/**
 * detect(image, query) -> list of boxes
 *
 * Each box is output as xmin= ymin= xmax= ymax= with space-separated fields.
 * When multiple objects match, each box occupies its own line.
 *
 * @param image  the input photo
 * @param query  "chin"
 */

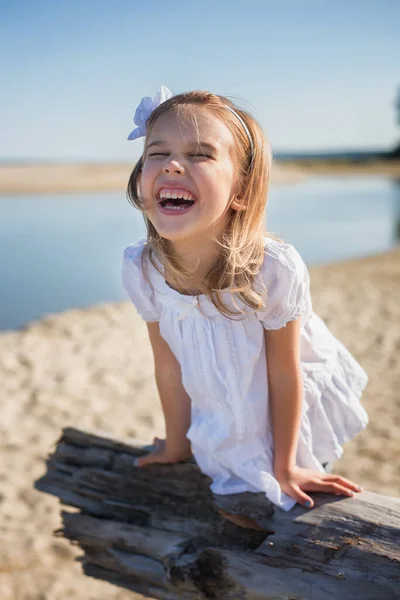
xmin=156 ymin=228 xmax=194 ymax=244
xmin=146 ymin=217 xmax=196 ymax=244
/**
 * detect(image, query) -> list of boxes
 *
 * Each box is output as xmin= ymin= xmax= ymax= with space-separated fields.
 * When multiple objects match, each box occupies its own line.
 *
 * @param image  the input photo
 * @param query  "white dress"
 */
xmin=122 ymin=237 xmax=369 ymax=511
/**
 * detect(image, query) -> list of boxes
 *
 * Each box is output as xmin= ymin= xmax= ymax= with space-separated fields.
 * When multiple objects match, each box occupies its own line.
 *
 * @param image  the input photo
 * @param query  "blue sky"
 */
xmin=1 ymin=0 xmax=399 ymax=161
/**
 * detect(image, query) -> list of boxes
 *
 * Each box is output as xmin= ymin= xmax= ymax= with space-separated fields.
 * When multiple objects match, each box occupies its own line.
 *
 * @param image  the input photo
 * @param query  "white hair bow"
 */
xmin=127 ymin=86 xmax=173 ymax=141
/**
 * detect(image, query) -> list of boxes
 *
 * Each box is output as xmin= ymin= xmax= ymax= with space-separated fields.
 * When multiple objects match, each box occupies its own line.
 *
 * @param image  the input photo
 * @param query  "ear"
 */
xmin=231 ymin=195 xmax=247 ymax=212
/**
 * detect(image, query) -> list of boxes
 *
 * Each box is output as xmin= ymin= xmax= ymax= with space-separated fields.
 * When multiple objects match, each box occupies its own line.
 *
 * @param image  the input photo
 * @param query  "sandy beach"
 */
xmin=1 ymin=159 xmax=400 ymax=195
xmin=0 ymin=243 xmax=399 ymax=599
xmin=0 ymin=162 xmax=304 ymax=194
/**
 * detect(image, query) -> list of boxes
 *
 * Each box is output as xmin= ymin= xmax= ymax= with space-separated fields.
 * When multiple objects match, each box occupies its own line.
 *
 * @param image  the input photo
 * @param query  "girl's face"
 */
xmin=140 ymin=107 xmax=242 ymax=245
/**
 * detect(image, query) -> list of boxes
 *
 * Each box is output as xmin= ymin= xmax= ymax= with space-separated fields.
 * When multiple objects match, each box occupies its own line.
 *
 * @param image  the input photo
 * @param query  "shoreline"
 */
xmin=2 ymin=244 xmax=398 ymax=335
xmin=1 ymin=160 xmax=400 ymax=195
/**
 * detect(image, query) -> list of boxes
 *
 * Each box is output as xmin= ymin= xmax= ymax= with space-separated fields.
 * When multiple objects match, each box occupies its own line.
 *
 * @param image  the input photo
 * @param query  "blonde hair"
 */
xmin=126 ymin=90 xmax=272 ymax=317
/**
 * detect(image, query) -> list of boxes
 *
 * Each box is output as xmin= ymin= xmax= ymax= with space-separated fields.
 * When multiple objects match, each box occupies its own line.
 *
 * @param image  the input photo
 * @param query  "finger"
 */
xmin=288 ymin=484 xmax=314 ymax=509
xmin=135 ymin=452 xmax=164 ymax=468
xmin=322 ymin=475 xmax=363 ymax=492
xmin=302 ymin=475 xmax=361 ymax=494
xmin=318 ymin=481 xmax=355 ymax=497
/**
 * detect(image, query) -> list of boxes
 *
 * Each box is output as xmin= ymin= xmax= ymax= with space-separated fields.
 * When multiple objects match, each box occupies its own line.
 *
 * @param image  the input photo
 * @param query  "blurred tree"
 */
xmin=391 ymin=86 xmax=400 ymax=157
xmin=397 ymin=86 xmax=400 ymax=127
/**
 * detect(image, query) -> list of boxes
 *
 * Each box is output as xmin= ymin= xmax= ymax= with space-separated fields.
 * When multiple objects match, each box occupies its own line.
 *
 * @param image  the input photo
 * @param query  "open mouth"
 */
xmin=157 ymin=188 xmax=196 ymax=214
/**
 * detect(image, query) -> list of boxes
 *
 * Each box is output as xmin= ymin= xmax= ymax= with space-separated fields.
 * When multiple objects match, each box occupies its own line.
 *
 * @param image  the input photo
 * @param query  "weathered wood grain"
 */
xmin=35 ymin=427 xmax=400 ymax=599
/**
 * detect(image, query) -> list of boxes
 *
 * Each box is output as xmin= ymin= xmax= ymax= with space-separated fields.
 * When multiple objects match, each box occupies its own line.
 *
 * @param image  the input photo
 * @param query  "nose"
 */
xmin=163 ymin=158 xmax=184 ymax=175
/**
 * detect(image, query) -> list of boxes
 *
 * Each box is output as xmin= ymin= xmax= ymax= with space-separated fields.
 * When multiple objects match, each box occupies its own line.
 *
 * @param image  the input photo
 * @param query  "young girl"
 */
xmin=122 ymin=86 xmax=369 ymax=511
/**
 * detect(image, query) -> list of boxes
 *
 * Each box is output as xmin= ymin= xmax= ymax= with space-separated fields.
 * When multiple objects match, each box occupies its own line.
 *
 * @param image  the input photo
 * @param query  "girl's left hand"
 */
xmin=275 ymin=465 xmax=363 ymax=509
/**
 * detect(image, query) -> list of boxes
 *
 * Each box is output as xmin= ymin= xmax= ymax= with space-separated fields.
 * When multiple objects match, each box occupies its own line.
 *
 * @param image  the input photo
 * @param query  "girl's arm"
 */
xmin=265 ymin=318 xmax=303 ymax=476
xmin=265 ymin=319 xmax=362 ymax=508
xmin=136 ymin=321 xmax=192 ymax=467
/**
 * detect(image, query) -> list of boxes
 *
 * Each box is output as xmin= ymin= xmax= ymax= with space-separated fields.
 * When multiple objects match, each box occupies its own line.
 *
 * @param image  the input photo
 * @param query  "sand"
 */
xmin=2 ymin=159 xmax=400 ymax=196
xmin=1 ymin=247 xmax=399 ymax=599
xmin=0 ymin=162 xmax=306 ymax=195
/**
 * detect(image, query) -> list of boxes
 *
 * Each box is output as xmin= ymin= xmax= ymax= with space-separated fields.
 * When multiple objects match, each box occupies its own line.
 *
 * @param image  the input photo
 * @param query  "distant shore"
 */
xmin=1 ymin=159 xmax=400 ymax=195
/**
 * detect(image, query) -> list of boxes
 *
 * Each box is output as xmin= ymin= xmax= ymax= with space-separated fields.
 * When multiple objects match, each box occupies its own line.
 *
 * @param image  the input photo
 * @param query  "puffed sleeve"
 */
xmin=256 ymin=240 xmax=312 ymax=330
xmin=121 ymin=238 xmax=160 ymax=322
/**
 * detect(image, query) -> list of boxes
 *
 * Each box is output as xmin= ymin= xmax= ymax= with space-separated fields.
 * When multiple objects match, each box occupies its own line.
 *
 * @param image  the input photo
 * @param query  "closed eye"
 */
xmin=189 ymin=154 xmax=213 ymax=159
xmin=147 ymin=152 xmax=213 ymax=159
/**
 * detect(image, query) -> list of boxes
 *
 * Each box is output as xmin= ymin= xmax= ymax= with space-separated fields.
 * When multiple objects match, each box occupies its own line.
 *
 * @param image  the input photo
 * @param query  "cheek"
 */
xmin=213 ymin=164 xmax=236 ymax=199
xmin=140 ymin=162 xmax=157 ymax=192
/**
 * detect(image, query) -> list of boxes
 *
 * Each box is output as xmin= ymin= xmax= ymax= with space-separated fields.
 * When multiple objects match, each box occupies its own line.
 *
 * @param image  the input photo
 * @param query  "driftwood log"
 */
xmin=35 ymin=427 xmax=400 ymax=600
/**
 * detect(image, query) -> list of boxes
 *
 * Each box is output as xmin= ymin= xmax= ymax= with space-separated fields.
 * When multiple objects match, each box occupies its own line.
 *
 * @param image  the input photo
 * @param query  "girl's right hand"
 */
xmin=275 ymin=465 xmax=363 ymax=508
xmin=134 ymin=437 xmax=192 ymax=467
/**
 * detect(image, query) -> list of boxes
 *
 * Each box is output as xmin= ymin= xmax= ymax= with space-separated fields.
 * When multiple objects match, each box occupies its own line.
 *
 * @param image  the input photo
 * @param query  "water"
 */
xmin=0 ymin=177 xmax=399 ymax=331
xmin=268 ymin=177 xmax=400 ymax=263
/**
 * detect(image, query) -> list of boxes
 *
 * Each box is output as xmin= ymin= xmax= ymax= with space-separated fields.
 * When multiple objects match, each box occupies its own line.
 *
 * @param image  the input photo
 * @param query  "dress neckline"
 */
xmin=150 ymin=252 xmax=231 ymax=302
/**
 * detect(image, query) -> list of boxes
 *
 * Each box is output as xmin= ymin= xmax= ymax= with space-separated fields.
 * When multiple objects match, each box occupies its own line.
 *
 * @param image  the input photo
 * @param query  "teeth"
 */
xmin=163 ymin=204 xmax=190 ymax=211
xmin=158 ymin=188 xmax=195 ymax=201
